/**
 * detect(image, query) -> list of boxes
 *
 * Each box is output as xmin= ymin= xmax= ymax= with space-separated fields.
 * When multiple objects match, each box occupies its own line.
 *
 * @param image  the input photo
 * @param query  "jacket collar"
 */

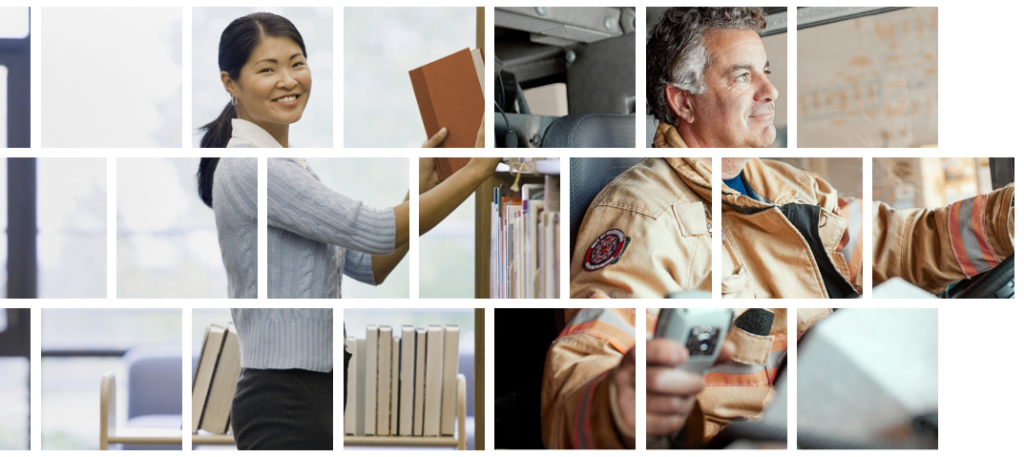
xmin=664 ymin=158 xmax=712 ymax=203
xmin=231 ymin=118 xmax=285 ymax=148
xmin=724 ymin=158 xmax=839 ymax=212
xmin=652 ymin=122 xmax=687 ymax=148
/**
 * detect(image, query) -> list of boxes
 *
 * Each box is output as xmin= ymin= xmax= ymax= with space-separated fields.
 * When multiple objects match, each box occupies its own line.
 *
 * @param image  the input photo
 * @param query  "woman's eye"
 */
xmin=293 ymin=62 xmax=305 ymax=68
xmin=259 ymin=68 xmax=272 ymax=74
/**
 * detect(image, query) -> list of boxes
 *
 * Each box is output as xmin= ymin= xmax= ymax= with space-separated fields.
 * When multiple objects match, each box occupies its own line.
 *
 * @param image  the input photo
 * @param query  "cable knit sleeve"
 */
xmin=343 ymin=248 xmax=376 ymax=285
xmin=268 ymin=158 xmax=397 ymax=256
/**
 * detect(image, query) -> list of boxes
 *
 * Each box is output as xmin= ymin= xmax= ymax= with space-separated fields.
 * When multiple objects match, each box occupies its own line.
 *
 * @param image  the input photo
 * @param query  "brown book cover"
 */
xmin=434 ymin=157 xmax=471 ymax=182
xmin=410 ymin=48 xmax=484 ymax=148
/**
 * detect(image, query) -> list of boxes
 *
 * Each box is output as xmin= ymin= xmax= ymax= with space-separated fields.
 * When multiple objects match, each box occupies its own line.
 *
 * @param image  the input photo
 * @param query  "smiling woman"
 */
xmin=199 ymin=12 xmax=311 ymax=148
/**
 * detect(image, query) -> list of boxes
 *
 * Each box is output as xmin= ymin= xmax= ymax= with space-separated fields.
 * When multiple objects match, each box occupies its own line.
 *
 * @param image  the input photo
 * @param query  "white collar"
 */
xmin=291 ymin=157 xmax=310 ymax=170
xmin=229 ymin=118 xmax=285 ymax=148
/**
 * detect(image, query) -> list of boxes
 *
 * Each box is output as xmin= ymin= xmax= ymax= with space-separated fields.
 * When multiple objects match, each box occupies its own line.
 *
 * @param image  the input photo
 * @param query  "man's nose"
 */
xmin=757 ymin=73 xmax=779 ymax=102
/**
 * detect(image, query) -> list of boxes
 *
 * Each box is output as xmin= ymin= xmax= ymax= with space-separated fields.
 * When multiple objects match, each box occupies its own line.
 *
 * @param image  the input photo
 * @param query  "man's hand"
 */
xmin=419 ymin=158 xmax=440 ymax=194
xmin=646 ymin=337 xmax=736 ymax=438
xmin=613 ymin=347 xmax=637 ymax=434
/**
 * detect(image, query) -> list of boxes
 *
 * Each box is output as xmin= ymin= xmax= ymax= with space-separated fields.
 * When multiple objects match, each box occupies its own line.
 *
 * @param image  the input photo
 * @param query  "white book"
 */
xmin=191 ymin=325 xmax=226 ymax=434
xmin=355 ymin=337 xmax=367 ymax=436
xmin=377 ymin=326 xmax=392 ymax=435
xmin=543 ymin=212 xmax=557 ymax=299
xmin=345 ymin=337 xmax=358 ymax=435
xmin=399 ymin=326 xmax=416 ymax=435
xmin=440 ymin=325 xmax=461 ymax=436
xmin=390 ymin=336 xmax=399 ymax=435
xmin=364 ymin=325 xmax=378 ymax=436
xmin=423 ymin=325 xmax=444 ymax=436
xmin=201 ymin=324 xmax=242 ymax=434
xmin=413 ymin=327 xmax=427 ymax=436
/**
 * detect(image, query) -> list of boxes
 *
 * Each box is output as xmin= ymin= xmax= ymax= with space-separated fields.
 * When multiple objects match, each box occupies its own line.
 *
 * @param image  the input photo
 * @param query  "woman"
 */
xmin=200 ymin=12 xmax=310 ymax=148
xmin=200 ymin=12 xmax=484 ymax=148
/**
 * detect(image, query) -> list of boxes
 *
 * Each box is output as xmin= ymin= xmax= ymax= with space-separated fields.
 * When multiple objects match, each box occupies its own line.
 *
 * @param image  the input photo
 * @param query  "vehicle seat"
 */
xmin=645 ymin=115 xmax=657 ymax=148
xmin=541 ymin=113 xmax=635 ymax=148
xmin=569 ymin=157 xmax=644 ymax=258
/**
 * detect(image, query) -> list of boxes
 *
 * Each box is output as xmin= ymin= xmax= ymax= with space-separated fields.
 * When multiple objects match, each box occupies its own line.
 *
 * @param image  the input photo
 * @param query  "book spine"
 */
xmin=345 ymin=337 xmax=358 ymax=435
xmin=356 ymin=337 xmax=367 ymax=436
xmin=377 ymin=327 xmax=392 ymax=435
xmin=390 ymin=337 xmax=400 ymax=435
xmin=409 ymin=68 xmax=440 ymax=144
xmin=364 ymin=326 xmax=378 ymax=436
xmin=399 ymin=326 xmax=415 ymax=435
xmin=440 ymin=325 xmax=460 ymax=436
xmin=424 ymin=325 xmax=444 ymax=436
xmin=413 ymin=329 xmax=427 ymax=436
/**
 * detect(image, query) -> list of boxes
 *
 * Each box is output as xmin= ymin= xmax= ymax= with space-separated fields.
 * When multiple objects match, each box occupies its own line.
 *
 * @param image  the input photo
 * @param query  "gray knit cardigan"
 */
xmin=212 ymin=158 xmax=397 ymax=299
xmin=230 ymin=308 xmax=333 ymax=372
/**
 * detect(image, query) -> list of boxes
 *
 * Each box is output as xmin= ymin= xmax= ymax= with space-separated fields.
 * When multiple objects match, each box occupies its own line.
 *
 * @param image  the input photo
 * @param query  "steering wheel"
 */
xmin=953 ymin=253 xmax=1014 ymax=298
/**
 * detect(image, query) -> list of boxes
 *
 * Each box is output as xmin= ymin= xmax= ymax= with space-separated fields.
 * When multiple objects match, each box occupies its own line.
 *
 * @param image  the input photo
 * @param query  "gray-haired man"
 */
xmin=647 ymin=7 xmax=778 ymax=148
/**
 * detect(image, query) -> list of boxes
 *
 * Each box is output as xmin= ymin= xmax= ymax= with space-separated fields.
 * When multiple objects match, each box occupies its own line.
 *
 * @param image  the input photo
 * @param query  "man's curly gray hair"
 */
xmin=647 ymin=7 xmax=767 ymax=125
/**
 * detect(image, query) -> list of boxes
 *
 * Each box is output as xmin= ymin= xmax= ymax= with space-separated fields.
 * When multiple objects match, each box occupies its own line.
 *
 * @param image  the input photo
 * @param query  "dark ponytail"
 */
xmin=197 ymin=158 xmax=221 ymax=208
xmin=199 ymin=12 xmax=308 ymax=148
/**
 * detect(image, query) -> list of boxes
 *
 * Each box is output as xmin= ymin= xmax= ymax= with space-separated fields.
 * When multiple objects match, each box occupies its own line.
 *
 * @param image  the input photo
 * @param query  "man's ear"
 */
xmin=221 ymin=71 xmax=235 ymax=98
xmin=665 ymin=85 xmax=696 ymax=125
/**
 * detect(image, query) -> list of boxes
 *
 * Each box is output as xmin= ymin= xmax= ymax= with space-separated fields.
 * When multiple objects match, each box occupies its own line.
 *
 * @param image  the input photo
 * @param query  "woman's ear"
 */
xmin=221 ymin=71 xmax=235 ymax=97
xmin=666 ymin=85 xmax=696 ymax=125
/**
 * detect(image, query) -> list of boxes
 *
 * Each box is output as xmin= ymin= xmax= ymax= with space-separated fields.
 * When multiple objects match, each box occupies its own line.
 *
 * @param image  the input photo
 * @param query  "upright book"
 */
xmin=191 ymin=324 xmax=226 ymax=434
xmin=390 ymin=337 xmax=400 ymax=435
xmin=377 ymin=327 xmax=393 ymax=435
xmin=200 ymin=323 xmax=242 ymax=434
xmin=399 ymin=326 xmax=416 ymax=435
xmin=440 ymin=325 xmax=461 ymax=436
xmin=413 ymin=327 xmax=428 ymax=436
xmin=355 ymin=337 xmax=367 ymax=436
xmin=410 ymin=48 xmax=485 ymax=148
xmin=364 ymin=325 xmax=378 ymax=436
xmin=345 ymin=337 xmax=358 ymax=436
xmin=423 ymin=325 xmax=445 ymax=436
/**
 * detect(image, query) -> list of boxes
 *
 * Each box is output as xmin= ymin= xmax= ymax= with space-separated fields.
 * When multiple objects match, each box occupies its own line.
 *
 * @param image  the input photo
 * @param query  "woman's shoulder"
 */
xmin=226 ymin=138 xmax=259 ymax=148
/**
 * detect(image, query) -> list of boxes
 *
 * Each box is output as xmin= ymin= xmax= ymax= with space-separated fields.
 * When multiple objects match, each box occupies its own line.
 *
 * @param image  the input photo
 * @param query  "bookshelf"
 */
xmin=473 ymin=159 xmax=561 ymax=298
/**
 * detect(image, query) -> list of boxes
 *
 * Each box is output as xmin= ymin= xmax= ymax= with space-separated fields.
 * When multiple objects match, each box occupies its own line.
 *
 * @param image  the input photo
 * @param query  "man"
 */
xmin=540 ymin=308 xmax=824 ymax=449
xmin=648 ymin=7 xmax=778 ymax=148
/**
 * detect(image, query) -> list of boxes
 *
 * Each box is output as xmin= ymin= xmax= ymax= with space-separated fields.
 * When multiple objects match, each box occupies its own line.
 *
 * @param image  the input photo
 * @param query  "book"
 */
xmin=399 ymin=326 xmax=416 ymax=435
xmin=191 ymin=324 xmax=226 ymax=434
xmin=356 ymin=337 xmax=367 ymax=436
xmin=345 ymin=337 xmax=358 ymax=435
xmin=434 ymin=158 xmax=472 ymax=182
xmin=413 ymin=327 xmax=427 ymax=436
xmin=377 ymin=326 xmax=392 ymax=435
xmin=200 ymin=323 xmax=242 ymax=434
xmin=390 ymin=336 xmax=400 ymax=435
xmin=410 ymin=48 xmax=485 ymax=148
xmin=364 ymin=325 xmax=378 ymax=436
xmin=440 ymin=325 xmax=461 ymax=436
xmin=423 ymin=325 xmax=444 ymax=436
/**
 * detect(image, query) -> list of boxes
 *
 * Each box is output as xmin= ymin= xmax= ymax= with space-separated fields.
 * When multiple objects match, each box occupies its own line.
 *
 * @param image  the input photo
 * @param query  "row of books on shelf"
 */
xmin=491 ymin=174 xmax=560 ymax=298
xmin=192 ymin=324 xmax=241 ymax=435
xmin=344 ymin=325 xmax=461 ymax=437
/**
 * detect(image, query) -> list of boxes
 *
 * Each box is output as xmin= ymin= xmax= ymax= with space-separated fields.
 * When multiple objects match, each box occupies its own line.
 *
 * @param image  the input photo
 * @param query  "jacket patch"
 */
xmin=584 ymin=229 xmax=630 ymax=271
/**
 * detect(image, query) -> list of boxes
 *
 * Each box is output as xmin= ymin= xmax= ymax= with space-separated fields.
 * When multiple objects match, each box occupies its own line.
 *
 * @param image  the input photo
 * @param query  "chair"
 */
xmin=541 ymin=113 xmax=636 ymax=148
xmin=121 ymin=345 xmax=181 ymax=450
xmin=568 ymin=157 xmax=644 ymax=256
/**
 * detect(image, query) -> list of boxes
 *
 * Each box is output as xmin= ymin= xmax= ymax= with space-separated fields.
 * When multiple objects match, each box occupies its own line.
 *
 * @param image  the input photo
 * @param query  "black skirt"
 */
xmin=231 ymin=368 xmax=333 ymax=450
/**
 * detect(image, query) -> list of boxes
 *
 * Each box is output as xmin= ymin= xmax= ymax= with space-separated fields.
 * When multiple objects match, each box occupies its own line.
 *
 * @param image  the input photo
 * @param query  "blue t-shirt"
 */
xmin=724 ymin=173 xmax=753 ymax=198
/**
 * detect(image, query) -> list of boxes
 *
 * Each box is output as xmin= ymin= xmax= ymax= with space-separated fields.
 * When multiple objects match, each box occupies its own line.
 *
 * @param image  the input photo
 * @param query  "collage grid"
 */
xmin=0 ymin=1 xmax=1016 ymax=455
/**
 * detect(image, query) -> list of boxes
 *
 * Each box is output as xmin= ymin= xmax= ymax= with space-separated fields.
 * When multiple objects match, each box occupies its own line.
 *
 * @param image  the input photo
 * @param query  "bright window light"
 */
xmin=0 ymin=8 xmax=29 ymax=39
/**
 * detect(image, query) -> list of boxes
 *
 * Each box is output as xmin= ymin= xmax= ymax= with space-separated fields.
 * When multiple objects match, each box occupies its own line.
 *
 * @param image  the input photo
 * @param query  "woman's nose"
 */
xmin=278 ymin=71 xmax=298 ymax=89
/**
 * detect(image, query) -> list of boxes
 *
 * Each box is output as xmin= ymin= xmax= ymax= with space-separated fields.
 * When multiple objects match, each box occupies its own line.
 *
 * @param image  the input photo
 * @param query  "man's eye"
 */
xmin=765 ymin=70 xmax=772 ymax=75
xmin=736 ymin=73 xmax=750 ymax=83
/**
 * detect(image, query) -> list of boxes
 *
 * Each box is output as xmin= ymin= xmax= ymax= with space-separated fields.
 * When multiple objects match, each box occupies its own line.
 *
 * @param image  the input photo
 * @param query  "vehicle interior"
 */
xmin=493 ymin=7 xmax=636 ymax=148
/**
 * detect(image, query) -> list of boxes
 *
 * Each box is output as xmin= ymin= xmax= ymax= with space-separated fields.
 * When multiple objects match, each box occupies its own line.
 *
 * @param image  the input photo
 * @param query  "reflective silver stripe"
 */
xmin=704 ymin=350 xmax=787 ymax=375
xmin=568 ymin=308 xmax=635 ymax=338
xmin=956 ymin=196 xmax=997 ymax=273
